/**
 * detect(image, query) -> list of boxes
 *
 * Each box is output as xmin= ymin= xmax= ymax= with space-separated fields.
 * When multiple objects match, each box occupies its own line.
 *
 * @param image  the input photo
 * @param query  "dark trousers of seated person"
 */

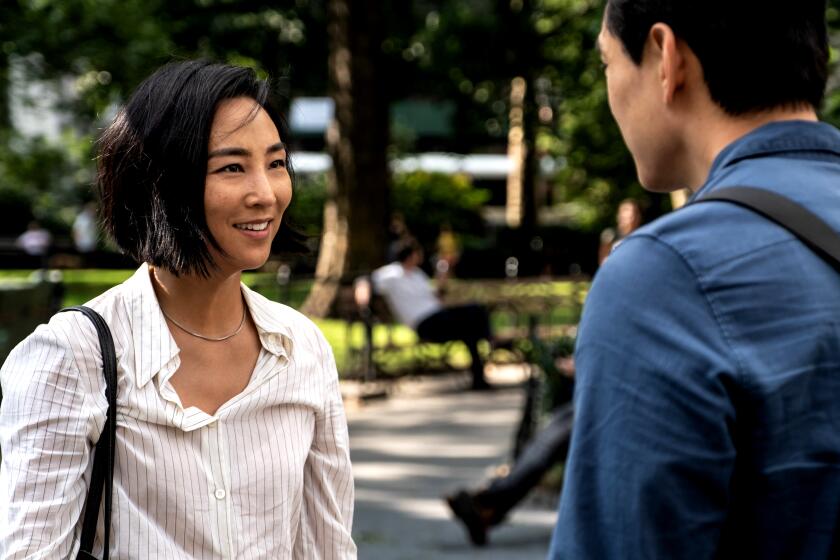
xmin=416 ymin=304 xmax=491 ymax=388
xmin=476 ymin=402 xmax=574 ymax=522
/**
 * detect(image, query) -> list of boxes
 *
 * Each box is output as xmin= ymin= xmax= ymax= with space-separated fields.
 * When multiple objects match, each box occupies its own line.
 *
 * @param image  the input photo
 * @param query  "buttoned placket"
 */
xmin=148 ymin=321 xmax=291 ymax=558
xmin=206 ymin=418 xmax=236 ymax=558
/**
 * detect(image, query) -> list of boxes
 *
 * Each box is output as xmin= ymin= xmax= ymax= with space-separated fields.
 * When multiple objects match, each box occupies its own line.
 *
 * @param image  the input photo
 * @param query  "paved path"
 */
xmin=344 ymin=366 xmax=557 ymax=560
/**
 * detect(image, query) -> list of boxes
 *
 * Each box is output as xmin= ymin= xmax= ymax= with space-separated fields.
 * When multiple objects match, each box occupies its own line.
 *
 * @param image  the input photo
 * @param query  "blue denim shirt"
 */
xmin=549 ymin=121 xmax=840 ymax=559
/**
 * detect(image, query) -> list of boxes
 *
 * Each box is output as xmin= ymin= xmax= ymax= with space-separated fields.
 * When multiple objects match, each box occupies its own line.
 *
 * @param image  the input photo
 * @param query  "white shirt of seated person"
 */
xmin=372 ymin=254 xmax=442 ymax=329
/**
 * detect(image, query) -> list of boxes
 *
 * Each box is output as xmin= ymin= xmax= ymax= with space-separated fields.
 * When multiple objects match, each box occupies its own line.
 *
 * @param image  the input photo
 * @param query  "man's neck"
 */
xmin=684 ymin=106 xmax=818 ymax=191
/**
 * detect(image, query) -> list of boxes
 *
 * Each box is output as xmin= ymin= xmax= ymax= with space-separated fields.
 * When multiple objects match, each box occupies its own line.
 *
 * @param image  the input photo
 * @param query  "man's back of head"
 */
xmin=605 ymin=0 xmax=828 ymax=116
xmin=600 ymin=0 xmax=829 ymax=191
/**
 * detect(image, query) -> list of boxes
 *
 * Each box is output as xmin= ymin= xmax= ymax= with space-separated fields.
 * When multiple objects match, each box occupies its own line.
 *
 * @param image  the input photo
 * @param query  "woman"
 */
xmin=0 ymin=60 xmax=356 ymax=558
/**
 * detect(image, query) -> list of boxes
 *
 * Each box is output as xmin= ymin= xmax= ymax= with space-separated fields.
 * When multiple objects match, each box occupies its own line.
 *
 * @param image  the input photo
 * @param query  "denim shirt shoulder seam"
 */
xmin=634 ymin=232 xmax=749 ymax=386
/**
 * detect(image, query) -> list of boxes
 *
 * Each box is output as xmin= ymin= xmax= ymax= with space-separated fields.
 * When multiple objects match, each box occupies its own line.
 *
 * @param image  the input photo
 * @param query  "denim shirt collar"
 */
xmin=693 ymin=120 xmax=840 ymax=199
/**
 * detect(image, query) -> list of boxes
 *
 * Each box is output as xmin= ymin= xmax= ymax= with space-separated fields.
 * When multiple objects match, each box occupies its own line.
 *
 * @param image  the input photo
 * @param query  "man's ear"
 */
xmin=649 ymin=23 xmax=686 ymax=105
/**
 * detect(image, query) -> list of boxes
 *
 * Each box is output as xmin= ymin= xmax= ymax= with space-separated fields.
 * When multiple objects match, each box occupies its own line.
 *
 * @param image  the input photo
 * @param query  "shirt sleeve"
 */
xmin=0 ymin=325 xmax=102 ymax=559
xmin=294 ymin=337 xmax=356 ymax=559
xmin=549 ymin=235 xmax=739 ymax=560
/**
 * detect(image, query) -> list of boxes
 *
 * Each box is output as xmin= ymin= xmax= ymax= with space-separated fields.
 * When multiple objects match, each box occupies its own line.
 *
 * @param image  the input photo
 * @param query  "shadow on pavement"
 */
xmin=346 ymin=369 xmax=556 ymax=559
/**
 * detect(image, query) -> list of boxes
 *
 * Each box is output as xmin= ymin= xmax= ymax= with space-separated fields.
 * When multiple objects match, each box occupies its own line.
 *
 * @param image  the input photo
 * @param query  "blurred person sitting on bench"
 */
xmin=372 ymin=238 xmax=492 ymax=390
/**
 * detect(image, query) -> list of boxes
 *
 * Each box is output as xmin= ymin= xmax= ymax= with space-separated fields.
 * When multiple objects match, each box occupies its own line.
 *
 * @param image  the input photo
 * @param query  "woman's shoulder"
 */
xmin=1 ymin=313 xmax=103 ymax=402
xmin=245 ymin=286 xmax=307 ymax=321
xmin=3 ymin=275 xmax=135 ymax=381
xmin=243 ymin=288 xmax=331 ymax=353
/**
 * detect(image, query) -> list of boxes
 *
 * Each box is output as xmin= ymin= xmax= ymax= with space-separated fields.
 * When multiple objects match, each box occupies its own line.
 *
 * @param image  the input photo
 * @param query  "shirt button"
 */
xmin=214 ymin=488 xmax=226 ymax=500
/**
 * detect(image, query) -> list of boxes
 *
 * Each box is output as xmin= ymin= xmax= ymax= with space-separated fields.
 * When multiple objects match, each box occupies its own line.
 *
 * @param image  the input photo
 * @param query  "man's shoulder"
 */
xmin=598 ymin=175 xmax=840 ymax=330
xmin=609 ymin=206 xmax=714 ymax=276
xmin=372 ymin=262 xmax=401 ymax=281
xmin=626 ymin=192 xmax=806 ymax=277
xmin=592 ymin=199 xmax=781 ymax=310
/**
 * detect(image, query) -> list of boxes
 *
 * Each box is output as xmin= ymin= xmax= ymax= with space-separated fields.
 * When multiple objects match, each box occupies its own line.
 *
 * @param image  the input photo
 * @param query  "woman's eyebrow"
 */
xmin=208 ymin=142 xmax=285 ymax=159
xmin=208 ymin=147 xmax=250 ymax=159
xmin=266 ymin=142 xmax=286 ymax=154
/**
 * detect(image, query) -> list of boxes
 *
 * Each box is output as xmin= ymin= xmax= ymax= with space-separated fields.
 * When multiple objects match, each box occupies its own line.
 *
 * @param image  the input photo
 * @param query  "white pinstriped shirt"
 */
xmin=0 ymin=264 xmax=356 ymax=559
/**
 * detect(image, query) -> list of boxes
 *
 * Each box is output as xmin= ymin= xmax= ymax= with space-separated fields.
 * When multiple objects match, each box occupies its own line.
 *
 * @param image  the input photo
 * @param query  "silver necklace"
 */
xmin=160 ymin=302 xmax=247 ymax=342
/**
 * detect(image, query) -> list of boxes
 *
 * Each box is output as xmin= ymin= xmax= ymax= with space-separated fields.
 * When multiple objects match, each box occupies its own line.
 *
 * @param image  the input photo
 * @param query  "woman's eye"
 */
xmin=269 ymin=158 xmax=287 ymax=169
xmin=217 ymin=163 xmax=244 ymax=173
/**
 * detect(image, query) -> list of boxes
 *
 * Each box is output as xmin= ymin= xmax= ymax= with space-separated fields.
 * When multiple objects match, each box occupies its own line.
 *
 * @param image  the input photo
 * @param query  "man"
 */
xmin=372 ymin=238 xmax=492 ymax=389
xmin=550 ymin=2 xmax=840 ymax=559
xmin=447 ymin=401 xmax=574 ymax=546
xmin=16 ymin=221 xmax=52 ymax=269
xmin=72 ymin=202 xmax=99 ymax=254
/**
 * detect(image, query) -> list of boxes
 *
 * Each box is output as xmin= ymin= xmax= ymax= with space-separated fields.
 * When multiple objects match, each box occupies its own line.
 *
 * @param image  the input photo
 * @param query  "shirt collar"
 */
xmin=126 ymin=264 xmax=179 ymax=389
xmin=127 ymin=264 xmax=294 ymax=389
xmin=240 ymin=285 xmax=295 ymax=359
xmin=694 ymin=120 xmax=840 ymax=199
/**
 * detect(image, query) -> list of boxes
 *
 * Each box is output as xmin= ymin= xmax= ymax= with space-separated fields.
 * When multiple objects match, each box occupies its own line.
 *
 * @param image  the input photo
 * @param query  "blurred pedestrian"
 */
xmin=16 ymin=220 xmax=51 ymax=257
xmin=385 ymin=211 xmax=411 ymax=263
xmin=0 ymin=60 xmax=356 ymax=558
xmin=16 ymin=220 xmax=52 ymax=268
xmin=72 ymin=202 xmax=99 ymax=254
xmin=446 ymin=402 xmax=573 ymax=546
xmin=433 ymin=222 xmax=461 ymax=283
xmin=597 ymin=198 xmax=642 ymax=265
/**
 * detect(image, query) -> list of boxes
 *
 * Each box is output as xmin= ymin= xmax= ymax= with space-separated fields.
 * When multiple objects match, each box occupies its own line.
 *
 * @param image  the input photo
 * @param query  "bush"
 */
xmin=391 ymin=171 xmax=489 ymax=246
xmin=285 ymin=170 xmax=490 ymax=249
xmin=286 ymin=172 xmax=327 ymax=236
xmin=0 ymin=131 xmax=95 ymax=236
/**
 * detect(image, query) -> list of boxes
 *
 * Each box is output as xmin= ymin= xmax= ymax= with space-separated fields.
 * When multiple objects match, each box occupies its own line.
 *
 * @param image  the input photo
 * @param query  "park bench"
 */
xmin=340 ymin=276 xmax=589 ymax=380
xmin=338 ymin=283 xmax=470 ymax=380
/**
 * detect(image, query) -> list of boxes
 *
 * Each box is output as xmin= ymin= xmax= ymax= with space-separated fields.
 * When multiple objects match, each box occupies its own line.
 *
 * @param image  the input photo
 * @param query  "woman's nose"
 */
xmin=246 ymin=170 xmax=277 ymax=206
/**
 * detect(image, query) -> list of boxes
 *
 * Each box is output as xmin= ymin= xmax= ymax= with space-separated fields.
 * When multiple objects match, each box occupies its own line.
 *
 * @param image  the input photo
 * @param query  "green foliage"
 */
xmin=3 ymin=0 xmax=327 ymax=122
xmin=399 ymin=0 xmax=645 ymax=231
xmin=284 ymin=170 xmax=490 ymax=249
xmin=0 ymin=130 xmax=94 ymax=235
xmin=287 ymin=172 xmax=328 ymax=236
xmin=7 ymin=0 xmax=840 ymax=245
xmin=391 ymin=171 xmax=490 ymax=245
xmin=821 ymin=3 xmax=840 ymax=128
xmin=0 ymin=0 xmax=328 ymax=238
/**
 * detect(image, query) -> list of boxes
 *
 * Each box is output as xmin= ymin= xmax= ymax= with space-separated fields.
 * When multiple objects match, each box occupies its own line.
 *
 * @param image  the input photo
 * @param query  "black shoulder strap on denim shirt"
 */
xmin=696 ymin=186 xmax=840 ymax=271
xmin=58 ymin=305 xmax=117 ymax=560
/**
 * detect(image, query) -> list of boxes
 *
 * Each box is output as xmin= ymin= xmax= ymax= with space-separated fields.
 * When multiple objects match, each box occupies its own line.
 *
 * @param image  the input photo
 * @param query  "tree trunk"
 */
xmin=503 ymin=0 xmax=539 ymax=236
xmin=0 ymin=59 xmax=10 ymax=130
xmin=302 ymin=0 xmax=390 ymax=317
xmin=520 ymin=71 xmax=539 ymax=235
xmin=505 ymin=76 xmax=527 ymax=229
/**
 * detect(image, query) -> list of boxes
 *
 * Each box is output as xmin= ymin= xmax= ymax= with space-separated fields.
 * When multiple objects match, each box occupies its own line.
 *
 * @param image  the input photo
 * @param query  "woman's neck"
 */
xmin=149 ymin=265 xmax=246 ymax=336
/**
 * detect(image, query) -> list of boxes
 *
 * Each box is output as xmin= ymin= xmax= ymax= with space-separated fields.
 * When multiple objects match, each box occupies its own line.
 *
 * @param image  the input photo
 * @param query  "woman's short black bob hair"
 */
xmin=97 ymin=59 xmax=303 ymax=277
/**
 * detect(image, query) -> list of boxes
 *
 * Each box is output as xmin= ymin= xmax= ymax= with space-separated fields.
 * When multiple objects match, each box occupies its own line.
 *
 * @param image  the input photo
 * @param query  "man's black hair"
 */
xmin=605 ymin=0 xmax=829 ymax=115
xmin=97 ymin=59 xmax=304 ymax=277
xmin=395 ymin=238 xmax=423 ymax=264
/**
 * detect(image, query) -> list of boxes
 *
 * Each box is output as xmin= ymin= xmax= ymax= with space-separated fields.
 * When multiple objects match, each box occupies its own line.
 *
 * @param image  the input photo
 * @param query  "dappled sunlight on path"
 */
xmin=346 ymin=367 xmax=556 ymax=559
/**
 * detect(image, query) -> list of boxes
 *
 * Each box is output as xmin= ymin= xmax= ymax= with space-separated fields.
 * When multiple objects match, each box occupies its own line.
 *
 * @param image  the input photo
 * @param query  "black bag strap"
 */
xmin=696 ymin=186 xmax=840 ymax=270
xmin=58 ymin=306 xmax=117 ymax=560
